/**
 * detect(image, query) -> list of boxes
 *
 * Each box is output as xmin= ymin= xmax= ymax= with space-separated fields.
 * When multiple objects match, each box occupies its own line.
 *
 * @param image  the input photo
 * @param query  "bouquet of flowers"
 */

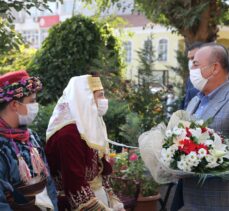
xmin=161 ymin=119 xmax=229 ymax=174
xmin=138 ymin=110 xmax=229 ymax=184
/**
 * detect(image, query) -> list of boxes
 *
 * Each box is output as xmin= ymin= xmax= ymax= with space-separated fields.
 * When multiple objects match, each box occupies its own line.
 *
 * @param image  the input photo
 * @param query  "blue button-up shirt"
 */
xmin=194 ymin=82 xmax=226 ymax=118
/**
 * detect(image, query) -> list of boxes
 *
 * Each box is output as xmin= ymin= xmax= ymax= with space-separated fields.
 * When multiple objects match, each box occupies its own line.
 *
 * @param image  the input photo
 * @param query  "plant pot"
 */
xmin=134 ymin=193 xmax=161 ymax=211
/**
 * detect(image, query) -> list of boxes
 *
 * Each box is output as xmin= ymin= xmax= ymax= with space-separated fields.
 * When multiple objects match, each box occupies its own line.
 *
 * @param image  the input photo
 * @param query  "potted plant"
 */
xmin=110 ymin=150 xmax=160 ymax=211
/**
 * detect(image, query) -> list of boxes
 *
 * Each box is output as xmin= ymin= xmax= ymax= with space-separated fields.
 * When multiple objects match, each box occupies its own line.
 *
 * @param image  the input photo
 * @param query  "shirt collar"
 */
xmin=197 ymin=80 xmax=229 ymax=100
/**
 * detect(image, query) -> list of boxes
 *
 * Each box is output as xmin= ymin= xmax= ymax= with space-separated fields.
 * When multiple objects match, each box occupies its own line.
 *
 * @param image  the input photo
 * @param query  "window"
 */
xmin=21 ymin=30 xmax=39 ymax=48
xmin=158 ymin=39 xmax=168 ymax=61
xmin=123 ymin=41 xmax=132 ymax=63
xmin=41 ymin=30 xmax=49 ymax=43
xmin=144 ymin=39 xmax=153 ymax=63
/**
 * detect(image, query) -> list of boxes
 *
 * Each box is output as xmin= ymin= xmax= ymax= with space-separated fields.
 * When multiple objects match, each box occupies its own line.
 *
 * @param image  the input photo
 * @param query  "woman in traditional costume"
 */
xmin=45 ymin=75 xmax=124 ymax=211
xmin=0 ymin=70 xmax=57 ymax=210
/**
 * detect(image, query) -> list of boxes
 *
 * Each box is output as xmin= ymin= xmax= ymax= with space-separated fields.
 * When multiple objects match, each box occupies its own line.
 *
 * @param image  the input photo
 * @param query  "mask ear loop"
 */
xmin=208 ymin=63 xmax=217 ymax=79
xmin=15 ymin=101 xmax=26 ymax=117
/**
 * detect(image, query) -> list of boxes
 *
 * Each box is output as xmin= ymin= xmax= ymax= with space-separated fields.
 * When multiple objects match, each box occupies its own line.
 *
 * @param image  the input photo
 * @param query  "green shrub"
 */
xmin=0 ymin=46 xmax=35 ymax=74
xmin=111 ymin=150 xmax=159 ymax=197
xmin=119 ymin=112 xmax=143 ymax=146
xmin=127 ymin=86 xmax=166 ymax=131
xmin=104 ymin=98 xmax=132 ymax=150
xmin=28 ymin=15 xmax=124 ymax=105
xmin=30 ymin=103 xmax=56 ymax=146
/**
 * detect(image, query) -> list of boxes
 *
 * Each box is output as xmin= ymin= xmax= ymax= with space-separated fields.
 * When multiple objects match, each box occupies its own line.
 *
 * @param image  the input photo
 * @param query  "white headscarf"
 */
xmin=46 ymin=75 xmax=109 ymax=156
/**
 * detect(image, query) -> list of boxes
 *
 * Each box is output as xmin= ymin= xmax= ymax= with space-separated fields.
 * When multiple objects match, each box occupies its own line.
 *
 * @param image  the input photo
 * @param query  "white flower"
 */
xmin=189 ymin=128 xmax=202 ymax=139
xmin=165 ymin=129 xmax=172 ymax=137
xmin=177 ymin=160 xmax=186 ymax=170
xmin=183 ymin=165 xmax=192 ymax=172
xmin=161 ymin=148 xmax=173 ymax=162
xmin=218 ymin=157 xmax=224 ymax=164
xmin=198 ymin=148 xmax=207 ymax=158
xmin=169 ymin=144 xmax=178 ymax=154
xmin=173 ymin=127 xmax=184 ymax=136
xmin=204 ymin=139 xmax=214 ymax=146
xmin=208 ymin=128 xmax=215 ymax=134
xmin=205 ymin=155 xmax=219 ymax=168
xmin=198 ymin=132 xmax=210 ymax=144
xmin=195 ymin=119 xmax=204 ymax=126
xmin=205 ymin=154 xmax=217 ymax=163
xmin=213 ymin=133 xmax=227 ymax=151
xmin=161 ymin=158 xmax=170 ymax=167
xmin=185 ymin=152 xmax=200 ymax=168
xmin=173 ymin=128 xmax=186 ymax=146
xmin=210 ymin=149 xmax=226 ymax=158
xmin=179 ymin=120 xmax=190 ymax=128
xmin=186 ymin=152 xmax=198 ymax=162
xmin=192 ymin=159 xmax=200 ymax=167
xmin=205 ymin=134 xmax=228 ymax=158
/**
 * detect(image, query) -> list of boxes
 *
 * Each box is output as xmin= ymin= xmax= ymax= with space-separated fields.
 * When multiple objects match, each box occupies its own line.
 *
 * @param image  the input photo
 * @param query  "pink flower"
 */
xmin=129 ymin=153 xmax=138 ymax=161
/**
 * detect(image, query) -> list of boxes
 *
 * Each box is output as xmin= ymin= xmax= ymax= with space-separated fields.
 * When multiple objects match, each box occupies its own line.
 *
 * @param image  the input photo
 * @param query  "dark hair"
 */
xmin=90 ymin=71 xmax=100 ymax=77
xmin=0 ymin=102 xmax=10 ymax=112
xmin=204 ymin=44 xmax=229 ymax=73
xmin=0 ymin=97 xmax=24 ymax=112
xmin=188 ymin=41 xmax=205 ymax=51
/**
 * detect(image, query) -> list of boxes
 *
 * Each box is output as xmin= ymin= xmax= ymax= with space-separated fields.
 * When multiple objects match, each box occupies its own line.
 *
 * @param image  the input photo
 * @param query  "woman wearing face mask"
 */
xmin=0 ymin=70 xmax=58 ymax=211
xmin=45 ymin=74 xmax=124 ymax=211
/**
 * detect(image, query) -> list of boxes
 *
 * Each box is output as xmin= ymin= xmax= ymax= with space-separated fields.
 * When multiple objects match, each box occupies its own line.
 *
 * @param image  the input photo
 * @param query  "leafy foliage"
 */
xmin=0 ymin=18 xmax=23 ymax=54
xmin=119 ymin=112 xmax=142 ymax=147
xmin=0 ymin=46 xmax=36 ymax=74
xmin=83 ymin=0 xmax=229 ymax=44
xmin=0 ymin=0 xmax=61 ymax=54
xmin=126 ymin=36 xmax=166 ymax=131
xmin=128 ymin=87 xmax=166 ymax=131
xmin=30 ymin=103 xmax=56 ymax=145
xmin=137 ymin=35 xmax=156 ymax=85
xmin=104 ymin=98 xmax=132 ymax=149
xmin=28 ymin=15 xmax=124 ymax=104
xmin=111 ymin=151 xmax=159 ymax=196
xmin=0 ymin=0 xmax=60 ymax=21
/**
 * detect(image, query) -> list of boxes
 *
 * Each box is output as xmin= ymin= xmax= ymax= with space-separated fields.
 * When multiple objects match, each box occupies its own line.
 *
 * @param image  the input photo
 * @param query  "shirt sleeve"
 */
xmin=0 ymin=154 xmax=13 ymax=211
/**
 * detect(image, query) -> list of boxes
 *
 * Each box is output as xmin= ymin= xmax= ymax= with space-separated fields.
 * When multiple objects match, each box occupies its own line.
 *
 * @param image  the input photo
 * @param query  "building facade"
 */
xmin=12 ymin=0 xmax=229 ymax=85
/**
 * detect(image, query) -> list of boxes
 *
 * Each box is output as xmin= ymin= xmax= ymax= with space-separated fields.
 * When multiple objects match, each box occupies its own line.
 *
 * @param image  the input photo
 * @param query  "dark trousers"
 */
xmin=171 ymin=179 xmax=184 ymax=211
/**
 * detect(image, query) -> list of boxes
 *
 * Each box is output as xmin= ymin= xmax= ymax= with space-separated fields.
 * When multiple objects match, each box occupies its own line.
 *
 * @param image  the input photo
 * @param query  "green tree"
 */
xmin=83 ymin=0 xmax=229 ymax=45
xmin=28 ymin=15 xmax=124 ymax=104
xmin=0 ymin=46 xmax=36 ymax=74
xmin=0 ymin=0 xmax=61 ymax=54
xmin=137 ymin=35 xmax=156 ymax=85
xmin=127 ymin=36 xmax=166 ymax=131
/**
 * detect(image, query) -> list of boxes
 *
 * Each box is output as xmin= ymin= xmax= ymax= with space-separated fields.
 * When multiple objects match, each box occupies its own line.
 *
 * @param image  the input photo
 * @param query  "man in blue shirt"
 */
xmin=181 ymin=42 xmax=204 ymax=109
xmin=172 ymin=42 xmax=204 ymax=211
xmin=172 ymin=43 xmax=229 ymax=211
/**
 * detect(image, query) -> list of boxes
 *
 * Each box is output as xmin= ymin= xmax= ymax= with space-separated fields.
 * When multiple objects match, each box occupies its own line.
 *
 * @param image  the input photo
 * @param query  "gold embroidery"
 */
xmin=88 ymin=75 xmax=103 ymax=92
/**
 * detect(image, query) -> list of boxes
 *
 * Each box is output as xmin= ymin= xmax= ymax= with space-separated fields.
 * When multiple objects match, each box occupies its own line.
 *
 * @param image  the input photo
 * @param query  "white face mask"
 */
xmin=18 ymin=102 xmax=39 ymax=125
xmin=188 ymin=60 xmax=193 ymax=71
xmin=189 ymin=68 xmax=208 ymax=91
xmin=97 ymin=99 xmax=108 ymax=116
